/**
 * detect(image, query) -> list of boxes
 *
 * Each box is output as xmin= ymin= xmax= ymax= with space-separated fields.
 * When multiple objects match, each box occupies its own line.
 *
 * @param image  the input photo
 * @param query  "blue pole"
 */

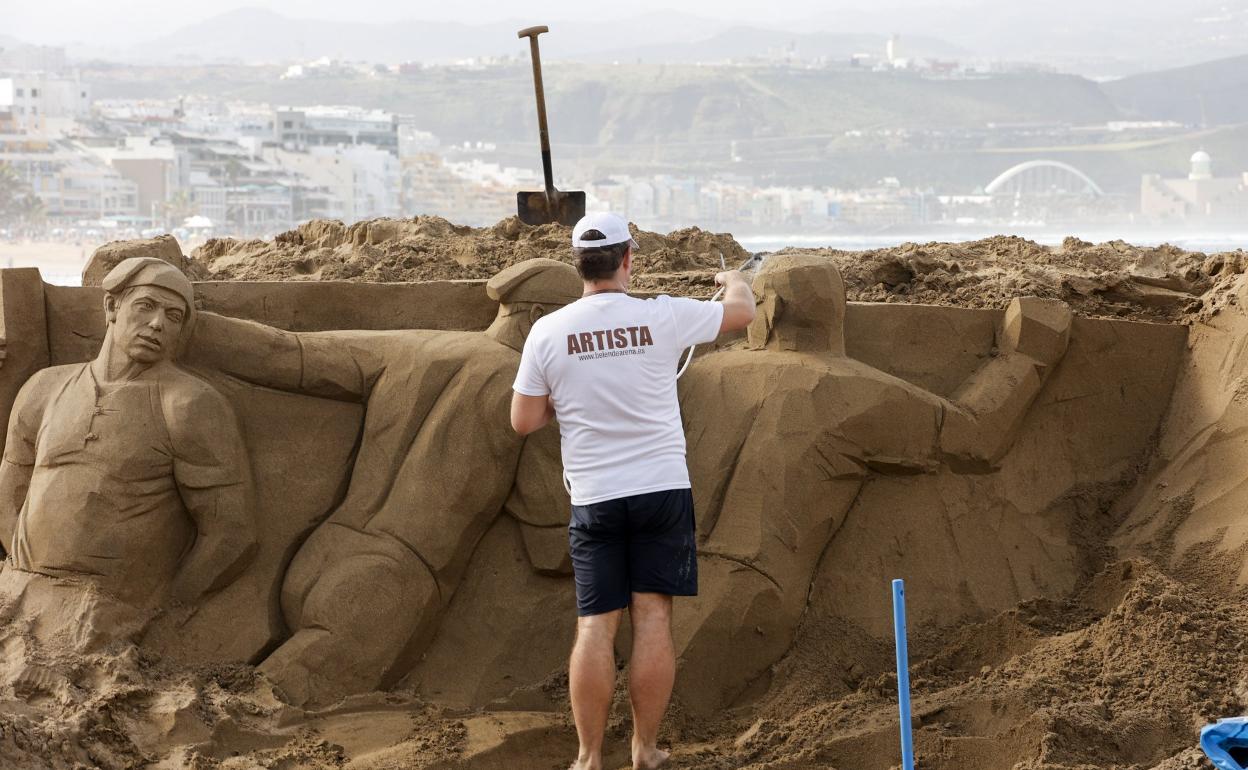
xmin=893 ymin=579 xmax=915 ymax=770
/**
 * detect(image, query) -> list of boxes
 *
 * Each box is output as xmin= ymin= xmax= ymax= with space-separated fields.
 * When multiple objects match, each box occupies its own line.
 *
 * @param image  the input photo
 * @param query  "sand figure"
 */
xmin=187 ymin=258 xmax=582 ymax=706
xmin=674 ymin=254 xmax=1073 ymax=713
xmin=0 ymin=257 xmax=254 ymax=609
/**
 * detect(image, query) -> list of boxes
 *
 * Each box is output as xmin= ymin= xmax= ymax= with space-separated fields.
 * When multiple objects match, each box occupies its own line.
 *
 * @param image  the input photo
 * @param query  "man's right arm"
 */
xmin=511 ymin=332 xmax=552 ymax=436
xmin=939 ymin=297 xmax=1073 ymax=470
xmin=0 ymin=373 xmax=48 ymax=554
xmin=715 ymin=270 xmax=755 ymax=333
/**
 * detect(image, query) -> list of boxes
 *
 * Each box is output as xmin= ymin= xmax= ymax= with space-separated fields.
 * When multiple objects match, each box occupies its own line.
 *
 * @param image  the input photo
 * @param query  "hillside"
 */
xmin=88 ymin=63 xmax=1121 ymax=148
xmin=1105 ymin=53 xmax=1248 ymax=125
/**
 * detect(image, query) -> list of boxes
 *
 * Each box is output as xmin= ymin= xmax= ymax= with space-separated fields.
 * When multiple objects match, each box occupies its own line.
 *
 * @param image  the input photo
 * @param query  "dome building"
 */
xmin=1189 ymin=150 xmax=1213 ymax=181
xmin=1141 ymin=150 xmax=1248 ymax=222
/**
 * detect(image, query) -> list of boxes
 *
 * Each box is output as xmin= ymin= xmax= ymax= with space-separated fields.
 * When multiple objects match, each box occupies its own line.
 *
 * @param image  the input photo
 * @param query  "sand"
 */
xmin=193 ymin=217 xmax=1244 ymax=323
xmin=5 ymin=217 xmax=1248 ymax=769
xmin=191 ymin=216 xmax=750 ymax=297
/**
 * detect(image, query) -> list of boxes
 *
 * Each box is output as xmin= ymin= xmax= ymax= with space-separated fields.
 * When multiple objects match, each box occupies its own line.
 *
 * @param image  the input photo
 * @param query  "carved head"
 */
xmin=486 ymin=258 xmax=581 ymax=350
xmin=746 ymin=254 xmax=847 ymax=355
xmin=101 ymin=257 xmax=196 ymax=364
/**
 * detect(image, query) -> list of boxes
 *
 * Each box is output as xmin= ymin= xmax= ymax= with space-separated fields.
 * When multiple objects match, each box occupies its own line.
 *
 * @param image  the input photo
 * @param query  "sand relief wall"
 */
xmin=0 ymin=255 xmax=1186 ymax=717
xmin=1112 ymin=274 xmax=1248 ymax=588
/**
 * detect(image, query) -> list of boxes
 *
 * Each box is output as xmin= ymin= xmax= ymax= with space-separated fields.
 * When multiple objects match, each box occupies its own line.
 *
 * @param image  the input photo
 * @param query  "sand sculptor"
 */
xmin=0 ymin=257 xmax=255 ymax=609
xmin=675 ymin=254 xmax=1074 ymax=712
xmin=188 ymin=257 xmax=582 ymax=705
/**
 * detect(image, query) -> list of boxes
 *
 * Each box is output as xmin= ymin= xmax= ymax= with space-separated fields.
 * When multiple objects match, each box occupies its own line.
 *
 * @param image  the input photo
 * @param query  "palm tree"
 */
xmin=0 ymin=162 xmax=44 ymax=233
xmin=0 ymin=163 xmax=23 ymax=221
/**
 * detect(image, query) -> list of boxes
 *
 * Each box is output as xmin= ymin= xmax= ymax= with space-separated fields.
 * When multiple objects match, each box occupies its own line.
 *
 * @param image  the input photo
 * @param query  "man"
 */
xmin=186 ymin=258 xmax=582 ymax=705
xmin=0 ymin=257 xmax=253 ymax=609
xmin=510 ymin=212 xmax=755 ymax=770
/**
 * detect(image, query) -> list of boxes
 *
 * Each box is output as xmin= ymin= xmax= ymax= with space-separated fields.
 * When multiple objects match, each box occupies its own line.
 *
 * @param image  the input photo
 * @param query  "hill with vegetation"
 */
xmin=1104 ymin=53 xmax=1248 ymax=125
xmin=91 ymin=63 xmax=1121 ymax=147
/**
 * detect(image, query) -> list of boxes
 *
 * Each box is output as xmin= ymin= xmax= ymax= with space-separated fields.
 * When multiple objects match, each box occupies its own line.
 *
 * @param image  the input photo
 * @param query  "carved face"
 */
xmin=501 ymin=302 xmax=551 ymax=341
xmin=746 ymin=257 xmax=847 ymax=354
xmin=107 ymin=286 xmax=187 ymax=364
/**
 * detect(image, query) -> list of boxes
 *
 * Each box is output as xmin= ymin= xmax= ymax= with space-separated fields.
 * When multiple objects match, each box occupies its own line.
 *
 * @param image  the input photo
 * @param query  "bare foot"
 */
xmin=569 ymin=755 xmax=602 ymax=770
xmin=632 ymin=745 xmax=670 ymax=770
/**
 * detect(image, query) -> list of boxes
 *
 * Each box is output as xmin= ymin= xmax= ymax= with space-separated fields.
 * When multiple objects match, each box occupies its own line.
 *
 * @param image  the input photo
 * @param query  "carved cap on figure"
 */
xmin=484 ymin=258 xmax=581 ymax=352
xmin=103 ymin=257 xmax=196 ymax=310
xmin=746 ymin=254 xmax=847 ymax=355
xmin=486 ymin=258 xmax=581 ymax=307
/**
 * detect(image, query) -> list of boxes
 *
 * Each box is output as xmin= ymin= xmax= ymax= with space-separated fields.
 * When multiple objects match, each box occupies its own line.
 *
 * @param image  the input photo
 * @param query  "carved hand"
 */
xmin=1000 ymin=297 xmax=1072 ymax=367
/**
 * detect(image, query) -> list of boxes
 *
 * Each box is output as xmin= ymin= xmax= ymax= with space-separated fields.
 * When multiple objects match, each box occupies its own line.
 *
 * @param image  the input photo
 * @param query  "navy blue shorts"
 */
xmin=568 ymin=488 xmax=698 ymax=616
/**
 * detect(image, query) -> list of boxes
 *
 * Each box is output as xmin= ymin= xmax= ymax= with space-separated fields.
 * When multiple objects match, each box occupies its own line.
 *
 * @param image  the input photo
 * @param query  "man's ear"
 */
xmin=103 ymin=294 xmax=119 ymax=324
xmin=529 ymin=304 xmax=546 ymax=324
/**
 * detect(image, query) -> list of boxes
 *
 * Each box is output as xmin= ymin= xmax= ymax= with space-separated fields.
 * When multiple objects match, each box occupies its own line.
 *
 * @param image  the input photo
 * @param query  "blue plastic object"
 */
xmin=893 ymin=579 xmax=915 ymax=770
xmin=1202 ymin=718 xmax=1248 ymax=770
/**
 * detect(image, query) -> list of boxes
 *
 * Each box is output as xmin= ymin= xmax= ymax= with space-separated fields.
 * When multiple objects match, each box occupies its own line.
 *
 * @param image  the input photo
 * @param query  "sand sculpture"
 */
xmin=0 ymin=224 xmax=1212 ymax=768
xmin=183 ymin=258 xmax=582 ymax=705
xmin=0 ymin=258 xmax=253 ymax=610
xmin=673 ymin=254 xmax=1071 ymax=712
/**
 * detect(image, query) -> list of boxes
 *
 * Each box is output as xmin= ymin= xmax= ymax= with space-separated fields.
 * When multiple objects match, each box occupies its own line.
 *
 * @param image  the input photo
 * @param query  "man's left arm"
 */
xmin=166 ymin=382 xmax=257 ymax=603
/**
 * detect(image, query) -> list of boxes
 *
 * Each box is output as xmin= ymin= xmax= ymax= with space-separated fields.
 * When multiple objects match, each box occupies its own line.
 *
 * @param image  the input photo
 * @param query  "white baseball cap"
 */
xmin=572 ymin=212 xmax=639 ymax=250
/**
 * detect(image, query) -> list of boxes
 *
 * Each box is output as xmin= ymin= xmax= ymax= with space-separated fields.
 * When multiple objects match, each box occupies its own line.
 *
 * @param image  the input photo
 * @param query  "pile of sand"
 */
xmin=19 ymin=559 xmax=1230 ymax=769
xmin=689 ymin=559 xmax=1246 ymax=770
xmin=0 ymin=572 xmax=464 ymax=770
xmin=191 ymin=216 xmax=749 ymax=297
xmin=778 ymin=235 xmax=1246 ymax=323
xmin=189 ymin=217 xmax=1245 ymax=323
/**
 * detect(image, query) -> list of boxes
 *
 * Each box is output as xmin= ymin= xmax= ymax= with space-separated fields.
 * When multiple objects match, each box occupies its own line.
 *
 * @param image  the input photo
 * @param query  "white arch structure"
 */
xmin=985 ymin=160 xmax=1105 ymax=197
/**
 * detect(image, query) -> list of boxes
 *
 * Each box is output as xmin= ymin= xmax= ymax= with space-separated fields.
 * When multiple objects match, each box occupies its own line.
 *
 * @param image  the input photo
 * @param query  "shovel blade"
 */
xmin=517 ymin=190 xmax=586 ymax=227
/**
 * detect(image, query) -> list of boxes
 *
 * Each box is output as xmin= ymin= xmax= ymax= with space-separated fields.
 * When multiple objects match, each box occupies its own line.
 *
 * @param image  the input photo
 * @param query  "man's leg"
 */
xmin=570 ymin=609 xmax=623 ymax=770
xmin=261 ymin=533 xmax=440 ymax=707
xmin=628 ymin=592 xmax=674 ymax=770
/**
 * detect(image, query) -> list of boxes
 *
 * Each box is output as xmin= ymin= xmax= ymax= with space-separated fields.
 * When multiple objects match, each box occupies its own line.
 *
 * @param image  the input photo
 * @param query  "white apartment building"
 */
xmin=268 ymin=145 xmax=401 ymax=222
xmin=274 ymin=106 xmax=398 ymax=151
xmin=85 ymin=137 xmax=178 ymax=216
xmin=0 ymin=134 xmax=136 ymax=220
xmin=0 ymin=76 xmax=91 ymax=134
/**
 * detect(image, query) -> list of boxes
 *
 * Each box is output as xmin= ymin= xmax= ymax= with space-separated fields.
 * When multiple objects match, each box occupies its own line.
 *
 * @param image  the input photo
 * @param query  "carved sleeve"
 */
xmin=187 ymin=313 xmax=371 ymax=401
xmin=166 ymin=381 xmax=256 ymax=601
xmin=0 ymin=372 xmax=50 ymax=554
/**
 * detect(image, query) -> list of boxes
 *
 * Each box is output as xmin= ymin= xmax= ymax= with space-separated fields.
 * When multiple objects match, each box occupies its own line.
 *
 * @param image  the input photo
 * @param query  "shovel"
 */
xmin=516 ymin=25 xmax=585 ymax=227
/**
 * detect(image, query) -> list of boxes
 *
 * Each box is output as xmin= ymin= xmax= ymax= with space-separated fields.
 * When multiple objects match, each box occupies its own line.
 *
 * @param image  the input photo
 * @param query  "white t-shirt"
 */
xmin=514 ymin=292 xmax=725 ymax=506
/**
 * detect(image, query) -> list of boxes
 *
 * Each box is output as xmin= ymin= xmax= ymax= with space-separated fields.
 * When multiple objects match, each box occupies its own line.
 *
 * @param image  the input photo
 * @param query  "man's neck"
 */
xmin=583 ymin=277 xmax=628 ymax=296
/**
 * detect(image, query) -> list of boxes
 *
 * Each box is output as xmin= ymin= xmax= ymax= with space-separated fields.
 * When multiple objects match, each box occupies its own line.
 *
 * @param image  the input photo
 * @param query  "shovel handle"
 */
xmin=518 ymin=25 xmax=555 ymax=196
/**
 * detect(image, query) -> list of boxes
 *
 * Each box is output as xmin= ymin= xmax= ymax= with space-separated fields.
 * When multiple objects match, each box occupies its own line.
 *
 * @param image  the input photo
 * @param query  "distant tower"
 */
xmin=1189 ymin=150 xmax=1213 ymax=180
xmin=887 ymin=34 xmax=900 ymax=65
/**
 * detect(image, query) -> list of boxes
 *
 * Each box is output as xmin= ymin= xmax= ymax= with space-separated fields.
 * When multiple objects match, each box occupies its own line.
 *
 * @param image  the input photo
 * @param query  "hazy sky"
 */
xmin=6 ymin=0 xmax=1207 ymax=70
xmin=8 ymin=0 xmax=1000 ymax=45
